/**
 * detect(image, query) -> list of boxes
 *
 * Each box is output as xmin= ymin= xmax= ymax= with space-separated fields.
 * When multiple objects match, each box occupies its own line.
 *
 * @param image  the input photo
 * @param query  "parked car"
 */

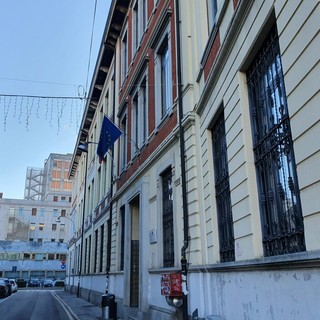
xmin=43 ymin=279 xmax=54 ymax=287
xmin=0 ymin=278 xmax=12 ymax=296
xmin=15 ymin=278 xmax=27 ymax=288
xmin=54 ymin=280 xmax=65 ymax=287
xmin=28 ymin=278 xmax=40 ymax=287
xmin=0 ymin=280 xmax=9 ymax=298
xmin=9 ymin=279 xmax=18 ymax=293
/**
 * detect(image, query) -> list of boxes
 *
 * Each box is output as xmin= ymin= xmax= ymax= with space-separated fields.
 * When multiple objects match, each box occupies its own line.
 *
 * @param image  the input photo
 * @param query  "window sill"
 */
xmin=191 ymin=250 xmax=320 ymax=273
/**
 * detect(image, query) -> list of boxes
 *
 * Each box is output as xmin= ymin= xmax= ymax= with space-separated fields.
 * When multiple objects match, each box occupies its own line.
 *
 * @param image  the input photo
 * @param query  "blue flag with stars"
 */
xmin=97 ymin=115 xmax=122 ymax=163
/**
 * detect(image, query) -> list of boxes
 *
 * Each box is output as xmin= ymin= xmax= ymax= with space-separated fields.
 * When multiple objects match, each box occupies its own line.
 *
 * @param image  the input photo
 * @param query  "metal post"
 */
xmin=77 ymin=151 xmax=88 ymax=298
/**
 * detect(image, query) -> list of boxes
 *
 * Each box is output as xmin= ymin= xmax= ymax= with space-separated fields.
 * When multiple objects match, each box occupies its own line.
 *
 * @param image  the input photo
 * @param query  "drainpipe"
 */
xmin=175 ymin=0 xmax=189 ymax=319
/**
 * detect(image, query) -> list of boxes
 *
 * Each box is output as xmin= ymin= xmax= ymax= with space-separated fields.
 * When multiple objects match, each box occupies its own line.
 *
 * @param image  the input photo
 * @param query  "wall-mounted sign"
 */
xmin=161 ymin=273 xmax=182 ymax=297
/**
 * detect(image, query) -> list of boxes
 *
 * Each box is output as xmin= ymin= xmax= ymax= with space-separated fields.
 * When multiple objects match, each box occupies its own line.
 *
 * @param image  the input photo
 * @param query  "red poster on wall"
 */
xmin=161 ymin=273 xmax=182 ymax=296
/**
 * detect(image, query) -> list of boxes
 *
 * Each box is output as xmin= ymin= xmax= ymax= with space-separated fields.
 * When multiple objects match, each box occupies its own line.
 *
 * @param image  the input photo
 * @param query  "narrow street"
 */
xmin=0 ymin=289 xmax=72 ymax=320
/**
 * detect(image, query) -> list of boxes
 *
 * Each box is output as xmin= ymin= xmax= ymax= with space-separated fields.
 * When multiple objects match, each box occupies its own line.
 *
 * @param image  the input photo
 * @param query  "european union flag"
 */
xmin=97 ymin=115 xmax=122 ymax=163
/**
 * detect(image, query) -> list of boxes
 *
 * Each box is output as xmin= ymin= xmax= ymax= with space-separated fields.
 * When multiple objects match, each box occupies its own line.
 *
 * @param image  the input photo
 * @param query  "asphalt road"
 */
xmin=0 ymin=289 xmax=73 ymax=320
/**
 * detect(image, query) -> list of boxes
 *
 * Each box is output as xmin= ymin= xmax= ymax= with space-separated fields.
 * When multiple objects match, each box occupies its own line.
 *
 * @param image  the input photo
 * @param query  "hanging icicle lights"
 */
xmin=0 ymin=93 xmax=87 ymax=134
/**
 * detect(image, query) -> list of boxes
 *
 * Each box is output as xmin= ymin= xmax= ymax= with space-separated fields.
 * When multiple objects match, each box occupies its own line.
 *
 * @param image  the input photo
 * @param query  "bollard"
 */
xmin=101 ymin=293 xmax=117 ymax=319
xmin=101 ymin=294 xmax=109 ymax=320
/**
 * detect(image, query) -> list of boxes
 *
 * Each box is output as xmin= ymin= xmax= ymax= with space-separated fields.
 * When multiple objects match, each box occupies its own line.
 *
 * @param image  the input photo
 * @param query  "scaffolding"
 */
xmin=24 ymin=167 xmax=45 ymax=201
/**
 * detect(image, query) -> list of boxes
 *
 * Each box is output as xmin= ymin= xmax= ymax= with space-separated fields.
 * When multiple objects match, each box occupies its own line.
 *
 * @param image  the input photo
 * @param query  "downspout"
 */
xmin=175 ymin=0 xmax=189 ymax=318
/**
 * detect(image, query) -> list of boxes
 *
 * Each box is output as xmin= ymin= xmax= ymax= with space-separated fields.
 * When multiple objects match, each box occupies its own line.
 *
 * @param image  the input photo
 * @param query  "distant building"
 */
xmin=24 ymin=153 xmax=73 ymax=202
xmin=0 ymin=240 xmax=68 ymax=280
xmin=0 ymin=198 xmax=72 ymax=243
xmin=0 ymin=153 xmax=73 ymax=280
xmin=0 ymin=153 xmax=73 ymax=243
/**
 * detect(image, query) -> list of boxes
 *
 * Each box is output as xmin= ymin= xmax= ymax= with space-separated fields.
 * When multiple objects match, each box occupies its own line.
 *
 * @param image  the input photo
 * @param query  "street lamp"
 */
xmin=56 ymin=215 xmax=76 ymax=231
xmin=56 ymin=215 xmax=76 ymax=287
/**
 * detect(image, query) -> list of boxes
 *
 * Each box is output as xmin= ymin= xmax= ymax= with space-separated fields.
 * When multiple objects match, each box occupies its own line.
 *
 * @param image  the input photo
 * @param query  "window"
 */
xmin=39 ymin=223 xmax=44 ymax=231
xmin=94 ymin=229 xmax=98 ymax=273
xmin=32 ymin=208 xmax=37 ymax=216
xmin=52 ymin=224 xmax=57 ymax=231
xmin=131 ymin=77 xmax=148 ymax=157
xmin=212 ymin=111 xmax=235 ymax=262
xmin=120 ymin=113 xmax=128 ymax=171
xmin=159 ymin=39 xmax=171 ymax=117
xmin=247 ymin=26 xmax=305 ymax=257
xmin=133 ymin=1 xmax=139 ymax=52
xmin=23 ymin=253 xmax=30 ymax=259
xmin=132 ymin=93 xmax=139 ymax=155
xmin=141 ymin=79 xmax=148 ymax=144
xmin=53 ymin=196 xmax=58 ymax=202
xmin=56 ymin=254 xmax=66 ymax=261
xmin=162 ymin=168 xmax=174 ymax=267
xmin=51 ymin=181 xmax=60 ymax=189
xmin=63 ymin=181 xmax=72 ymax=190
xmin=61 ymin=209 xmax=66 ymax=217
xmin=48 ymin=253 xmax=55 ymax=260
xmin=52 ymin=170 xmax=61 ymax=179
xmin=30 ymin=223 xmax=35 ymax=231
xmin=61 ymin=196 xmax=66 ymax=201
xmin=121 ymin=30 xmax=128 ymax=82
xmin=87 ymin=235 xmax=92 ymax=274
xmin=100 ymin=225 xmax=104 ymax=272
xmin=120 ymin=206 xmax=125 ymax=271
xmin=207 ymin=0 xmax=218 ymax=31
xmin=132 ymin=0 xmax=147 ymax=54
xmin=142 ymin=0 xmax=147 ymax=32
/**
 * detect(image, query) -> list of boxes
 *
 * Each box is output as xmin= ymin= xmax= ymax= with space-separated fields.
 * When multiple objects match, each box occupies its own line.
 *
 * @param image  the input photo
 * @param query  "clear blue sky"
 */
xmin=0 ymin=0 xmax=111 ymax=199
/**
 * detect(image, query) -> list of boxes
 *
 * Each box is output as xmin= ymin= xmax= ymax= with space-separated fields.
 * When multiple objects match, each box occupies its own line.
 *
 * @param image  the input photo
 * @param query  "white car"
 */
xmin=9 ymin=279 xmax=18 ymax=293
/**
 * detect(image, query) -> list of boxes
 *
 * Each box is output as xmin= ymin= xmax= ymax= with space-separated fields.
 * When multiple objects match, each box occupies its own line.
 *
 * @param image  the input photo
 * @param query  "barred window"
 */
xmin=120 ymin=206 xmax=125 ymax=271
xmin=247 ymin=26 xmax=305 ymax=257
xmin=212 ymin=111 xmax=235 ymax=262
xmin=162 ymin=168 xmax=174 ymax=267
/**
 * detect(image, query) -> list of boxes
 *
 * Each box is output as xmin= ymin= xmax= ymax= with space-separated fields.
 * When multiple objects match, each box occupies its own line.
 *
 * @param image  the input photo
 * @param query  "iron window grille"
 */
xmin=162 ymin=168 xmax=174 ymax=267
xmin=212 ymin=112 xmax=235 ymax=262
xmin=247 ymin=26 xmax=305 ymax=257
xmin=130 ymin=240 xmax=139 ymax=307
xmin=120 ymin=206 xmax=125 ymax=271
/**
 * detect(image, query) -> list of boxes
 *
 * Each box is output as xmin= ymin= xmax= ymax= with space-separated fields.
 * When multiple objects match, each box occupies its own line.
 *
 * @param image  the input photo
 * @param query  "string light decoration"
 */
xmin=0 ymin=93 xmax=87 ymax=134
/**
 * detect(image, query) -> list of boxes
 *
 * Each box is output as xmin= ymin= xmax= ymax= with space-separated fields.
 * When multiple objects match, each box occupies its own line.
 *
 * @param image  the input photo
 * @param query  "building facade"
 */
xmin=68 ymin=1 xmax=320 ymax=320
xmin=24 ymin=153 xmax=73 ymax=202
xmin=0 ymin=198 xmax=72 ymax=243
xmin=0 ymin=153 xmax=73 ymax=280
xmin=0 ymin=240 xmax=67 ymax=280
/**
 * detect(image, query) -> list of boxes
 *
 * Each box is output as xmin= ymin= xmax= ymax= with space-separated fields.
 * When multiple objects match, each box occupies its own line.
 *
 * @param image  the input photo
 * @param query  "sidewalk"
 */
xmin=53 ymin=290 xmax=104 ymax=320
